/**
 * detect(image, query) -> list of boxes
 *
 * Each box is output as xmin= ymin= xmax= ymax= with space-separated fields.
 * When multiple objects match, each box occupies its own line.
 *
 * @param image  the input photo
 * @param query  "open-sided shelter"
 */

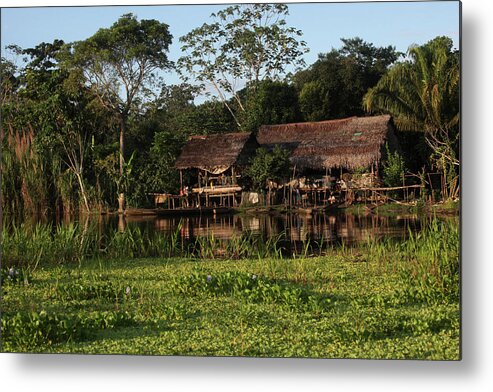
xmin=257 ymin=115 xmax=400 ymax=205
xmin=174 ymin=132 xmax=259 ymax=207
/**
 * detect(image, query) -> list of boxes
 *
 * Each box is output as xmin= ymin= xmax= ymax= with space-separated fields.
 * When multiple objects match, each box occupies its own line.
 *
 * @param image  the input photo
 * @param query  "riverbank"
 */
xmin=1 ymin=220 xmax=459 ymax=359
xmin=343 ymin=199 xmax=460 ymax=217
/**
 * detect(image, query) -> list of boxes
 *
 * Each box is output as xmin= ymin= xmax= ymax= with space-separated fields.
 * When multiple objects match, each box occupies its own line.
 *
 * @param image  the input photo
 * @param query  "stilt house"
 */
xmin=257 ymin=115 xmax=400 ymax=204
xmin=174 ymin=132 xmax=259 ymax=207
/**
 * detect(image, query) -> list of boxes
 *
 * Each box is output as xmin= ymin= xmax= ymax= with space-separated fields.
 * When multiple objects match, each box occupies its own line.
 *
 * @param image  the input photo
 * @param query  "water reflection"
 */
xmin=107 ymin=210 xmax=434 ymax=245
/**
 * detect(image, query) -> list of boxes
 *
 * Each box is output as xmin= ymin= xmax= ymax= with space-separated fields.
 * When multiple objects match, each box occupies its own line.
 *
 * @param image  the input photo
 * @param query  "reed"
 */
xmin=398 ymin=218 xmax=459 ymax=303
xmin=359 ymin=217 xmax=459 ymax=303
xmin=1 ymin=216 xmax=459 ymax=303
xmin=1 ymin=218 xmax=460 ymax=358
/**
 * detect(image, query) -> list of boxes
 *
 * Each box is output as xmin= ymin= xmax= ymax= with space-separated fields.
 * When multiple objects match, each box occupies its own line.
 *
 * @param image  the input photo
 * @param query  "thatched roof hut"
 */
xmin=257 ymin=115 xmax=398 ymax=171
xmin=175 ymin=132 xmax=258 ymax=174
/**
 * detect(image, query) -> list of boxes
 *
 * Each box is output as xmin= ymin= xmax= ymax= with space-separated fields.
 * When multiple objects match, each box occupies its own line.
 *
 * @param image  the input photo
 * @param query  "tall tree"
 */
xmin=0 ymin=54 xmax=19 ymax=107
xmin=1 ymin=40 xmax=101 ymax=216
xmin=67 ymin=13 xmax=173 ymax=213
xmin=240 ymin=79 xmax=301 ymax=132
xmin=294 ymin=37 xmax=401 ymax=121
xmin=363 ymin=36 xmax=460 ymax=198
xmin=178 ymin=3 xmax=307 ymax=128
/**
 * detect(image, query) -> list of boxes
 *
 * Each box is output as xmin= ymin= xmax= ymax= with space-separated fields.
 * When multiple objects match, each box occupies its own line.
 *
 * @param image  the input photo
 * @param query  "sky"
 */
xmin=0 ymin=1 xmax=460 ymax=91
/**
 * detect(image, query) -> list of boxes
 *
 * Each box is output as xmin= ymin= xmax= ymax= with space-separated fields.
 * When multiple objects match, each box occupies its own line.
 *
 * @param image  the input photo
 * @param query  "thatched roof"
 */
xmin=175 ymin=132 xmax=258 ymax=174
xmin=257 ymin=115 xmax=398 ymax=170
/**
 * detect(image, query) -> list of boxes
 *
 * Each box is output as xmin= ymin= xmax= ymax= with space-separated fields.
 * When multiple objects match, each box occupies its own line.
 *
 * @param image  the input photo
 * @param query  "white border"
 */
xmin=2 ymin=1 xmax=492 ymax=391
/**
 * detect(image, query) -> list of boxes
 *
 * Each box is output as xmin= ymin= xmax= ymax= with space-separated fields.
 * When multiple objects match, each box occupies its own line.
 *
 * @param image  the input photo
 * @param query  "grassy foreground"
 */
xmin=1 ymin=220 xmax=459 ymax=359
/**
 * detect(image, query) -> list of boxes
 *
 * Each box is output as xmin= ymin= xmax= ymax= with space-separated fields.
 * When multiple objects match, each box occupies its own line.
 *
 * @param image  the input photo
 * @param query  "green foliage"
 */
xmin=2 ymin=26 xmax=458 ymax=214
xmin=0 ymin=267 xmax=30 ymax=286
xmin=172 ymin=271 xmax=327 ymax=310
xmin=5 ymin=41 xmax=130 ymax=213
xmin=1 ymin=221 xmax=286 ymax=268
xmin=364 ymin=36 xmax=459 ymax=135
xmin=241 ymin=79 xmax=301 ymax=132
xmin=134 ymin=131 xmax=184 ymax=197
xmin=1 ymin=218 xmax=459 ymax=358
xmin=397 ymin=220 xmax=459 ymax=304
xmin=0 ymin=55 xmax=19 ymax=105
xmin=1 ymin=39 xmax=104 ymax=216
xmin=67 ymin=13 xmax=174 ymax=211
xmin=364 ymin=36 xmax=460 ymax=198
xmin=298 ymin=80 xmax=330 ymax=121
xmin=382 ymin=144 xmax=406 ymax=187
xmin=125 ymin=85 xmax=237 ymax=206
xmin=53 ymin=280 xmax=133 ymax=302
xmin=185 ymin=100 xmax=238 ymax=135
xmin=2 ymin=310 xmax=134 ymax=351
xmin=69 ymin=13 xmax=173 ymax=115
xmin=246 ymin=146 xmax=291 ymax=191
xmin=295 ymin=37 xmax=401 ymax=120
xmin=178 ymin=3 xmax=307 ymax=127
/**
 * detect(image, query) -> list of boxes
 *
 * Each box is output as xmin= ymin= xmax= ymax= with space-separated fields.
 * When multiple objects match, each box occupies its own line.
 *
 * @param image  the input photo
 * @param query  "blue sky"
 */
xmin=1 ymin=1 xmax=460 ymax=88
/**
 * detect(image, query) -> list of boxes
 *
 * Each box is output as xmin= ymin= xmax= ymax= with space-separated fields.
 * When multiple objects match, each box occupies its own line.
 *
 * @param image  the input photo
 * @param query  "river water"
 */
xmin=93 ymin=209 xmax=451 ymax=245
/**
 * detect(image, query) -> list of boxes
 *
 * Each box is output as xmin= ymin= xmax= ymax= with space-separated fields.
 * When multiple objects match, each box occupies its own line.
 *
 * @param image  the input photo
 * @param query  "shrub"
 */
xmin=382 ymin=144 xmax=406 ymax=188
xmin=1 ymin=310 xmax=135 ymax=351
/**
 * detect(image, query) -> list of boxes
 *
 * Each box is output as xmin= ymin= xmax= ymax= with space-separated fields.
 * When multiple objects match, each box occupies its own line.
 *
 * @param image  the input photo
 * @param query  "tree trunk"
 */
xmin=118 ymin=193 xmax=125 ymax=215
xmin=76 ymin=172 xmax=90 ymax=213
xmin=118 ymin=117 xmax=126 ymax=214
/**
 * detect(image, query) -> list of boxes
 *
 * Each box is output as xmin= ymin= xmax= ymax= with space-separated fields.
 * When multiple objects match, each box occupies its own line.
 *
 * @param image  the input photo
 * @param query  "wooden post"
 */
xmin=427 ymin=172 xmax=433 ymax=203
xmin=180 ymin=170 xmax=183 ymax=192
xmin=289 ymin=185 xmax=292 ymax=209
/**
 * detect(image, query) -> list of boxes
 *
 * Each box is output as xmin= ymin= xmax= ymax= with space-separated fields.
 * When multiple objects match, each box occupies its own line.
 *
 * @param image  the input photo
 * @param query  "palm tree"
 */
xmin=363 ymin=36 xmax=460 ymax=199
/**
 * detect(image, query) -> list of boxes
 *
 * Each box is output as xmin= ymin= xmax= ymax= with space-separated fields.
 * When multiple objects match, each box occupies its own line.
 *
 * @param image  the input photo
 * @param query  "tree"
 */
xmin=298 ymin=80 xmax=331 ymax=122
xmin=382 ymin=144 xmax=406 ymax=188
xmin=59 ymin=130 xmax=90 ymax=212
xmin=178 ymin=3 xmax=307 ymax=128
xmin=294 ymin=37 xmax=401 ymax=121
xmin=240 ymin=79 xmax=301 ymax=132
xmin=0 ymin=54 xmax=19 ymax=107
xmin=363 ymin=36 xmax=460 ymax=199
xmin=139 ymin=130 xmax=186 ymax=197
xmin=1 ymin=40 xmax=104 ymax=216
xmin=246 ymin=146 xmax=291 ymax=192
xmin=67 ymin=13 xmax=173 ymax=213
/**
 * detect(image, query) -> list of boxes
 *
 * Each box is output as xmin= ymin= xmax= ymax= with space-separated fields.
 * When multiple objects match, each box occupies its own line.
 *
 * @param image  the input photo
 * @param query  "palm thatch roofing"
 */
xmin=175 ymin=132 xmax=258 ymax=174
xmin=257 ymin=115 xmax=398 ymax=170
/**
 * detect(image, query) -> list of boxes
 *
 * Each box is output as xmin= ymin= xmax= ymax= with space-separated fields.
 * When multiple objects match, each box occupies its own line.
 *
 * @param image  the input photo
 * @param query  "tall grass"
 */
xmin=361 ymin=218 xmax=459 ymax=303
xmin=1 ymin=221 xmax=288 ymax=273
xmin=399 ymin=219 xmax=459 ymax=303
xmin=2 ymin=218 xmax=460 ymax=305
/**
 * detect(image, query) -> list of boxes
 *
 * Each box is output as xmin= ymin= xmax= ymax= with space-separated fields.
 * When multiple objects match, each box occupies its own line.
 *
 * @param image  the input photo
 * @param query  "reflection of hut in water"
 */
xmin=240 ymin=216 xmax=261 ymax=232
xmin=257 ymin=115 xmax=399 ymax=204
xmin=335 ymin=213 xmax=392 ymax=242
xmin=154 ymin=217 xmax=176 ymax=232
xmin=175 ymin=132 xmax=259 ymax=208
xmin=185 ymin=215 xmax=242 ymax=240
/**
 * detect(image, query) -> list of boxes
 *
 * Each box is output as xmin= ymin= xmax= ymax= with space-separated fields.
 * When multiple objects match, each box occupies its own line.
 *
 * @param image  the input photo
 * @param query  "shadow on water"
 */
xmin=104 ymin=209 xmax=449 ymax=247
xmin=3 ymin=208 xmax=457 ymax=259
